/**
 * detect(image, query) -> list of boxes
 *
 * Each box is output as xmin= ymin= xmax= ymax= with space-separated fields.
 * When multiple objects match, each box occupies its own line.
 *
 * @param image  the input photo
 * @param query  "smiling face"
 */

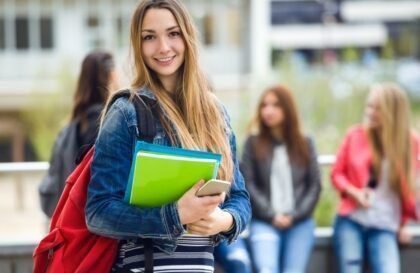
xmin=141 ymin=8 xmax=186 ymax=90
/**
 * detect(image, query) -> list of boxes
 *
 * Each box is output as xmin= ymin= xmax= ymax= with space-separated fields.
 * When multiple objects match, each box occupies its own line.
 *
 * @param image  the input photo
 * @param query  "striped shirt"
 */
xmin=112 ymin=234 xmax=215 ymax=273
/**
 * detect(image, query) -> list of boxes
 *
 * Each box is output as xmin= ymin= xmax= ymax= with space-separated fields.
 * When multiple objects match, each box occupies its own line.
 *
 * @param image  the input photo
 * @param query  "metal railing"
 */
xmin=0 ymin=156 xmax=336 ymax=210
xmin=0 ymin=162 xmax=50 ymax=211
xmin=0 ymin=155 xmax=337 ymax=173
xmin=0 ymin=162 xmax=49 ymax=173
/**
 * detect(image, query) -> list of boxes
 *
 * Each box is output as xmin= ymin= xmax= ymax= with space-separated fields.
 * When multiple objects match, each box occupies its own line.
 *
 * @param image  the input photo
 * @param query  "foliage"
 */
xmin=341 ymin=47 xmax=359 ymax=63
xmin=381 ymin=40 xmax=395 ymax=60
xmin=19 ymin=64 xmax=75 ymax=161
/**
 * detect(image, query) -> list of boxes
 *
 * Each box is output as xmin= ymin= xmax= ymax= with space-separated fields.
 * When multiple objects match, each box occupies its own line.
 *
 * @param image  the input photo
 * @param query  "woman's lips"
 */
xmin=155 ymin=56 xmax=175 ymax=66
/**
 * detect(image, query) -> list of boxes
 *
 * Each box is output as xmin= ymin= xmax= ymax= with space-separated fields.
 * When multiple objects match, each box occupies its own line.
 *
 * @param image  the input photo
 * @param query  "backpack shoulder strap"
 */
xmin=108 ymin=89 xmax=157 ymax=143
xmin=132 ymin=94 xmax=157 ymax=143
xmin=77 ymin=90 xmax=157 ymax=163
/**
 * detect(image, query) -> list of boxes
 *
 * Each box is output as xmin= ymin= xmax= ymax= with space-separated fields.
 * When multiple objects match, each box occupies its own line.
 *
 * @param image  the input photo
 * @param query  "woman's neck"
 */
xmin=159 ymin=73 xmax=178 ymax=94
xmin=270 ymin=127 xmax=283 ymax=141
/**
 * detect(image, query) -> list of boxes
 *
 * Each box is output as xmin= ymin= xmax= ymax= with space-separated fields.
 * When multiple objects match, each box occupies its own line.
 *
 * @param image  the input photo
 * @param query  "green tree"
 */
xmin=20 ymin=64 xmax=75 ymax=160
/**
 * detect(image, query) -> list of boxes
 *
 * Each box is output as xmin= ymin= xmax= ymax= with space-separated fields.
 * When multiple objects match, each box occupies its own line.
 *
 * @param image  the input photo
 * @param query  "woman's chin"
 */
xmin=366 ymin=122 xmax=381 ymax=130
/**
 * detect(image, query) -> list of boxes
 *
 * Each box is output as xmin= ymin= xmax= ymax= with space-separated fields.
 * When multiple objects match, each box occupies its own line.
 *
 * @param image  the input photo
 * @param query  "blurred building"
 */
xmin=255 ymin=0 xmax=420 ymax=72
xmin=0 ymin=0 xmax=249 ymax=162
xmin=1 ymin=0 xmax=420 ymax=162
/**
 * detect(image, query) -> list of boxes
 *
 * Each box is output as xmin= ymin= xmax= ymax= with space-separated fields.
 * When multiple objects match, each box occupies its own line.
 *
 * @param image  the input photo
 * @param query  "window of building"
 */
xmin=271 ymin=1 xmax=324 ymax=24
xmin=0 ymin=136 xmax=13 ymax=162
xmin=15 ymin=16 xmax=29 ymax=50
xmin=86 ymin=14 xmax=103 ymax=49
xmin=203 ymin=13 xmax=214 ymax=46
xmin=226 ymin=9 xmax=240 ymax=47
xmin=87 ymin=15 xmax=99 ymax=28
xmin=0 ymin=17 xmax=5 ymax=49
xmin=40 ymin=17 xmax=53 ymax=49
xmin=116 ymin=15 xmax=129 ymax=48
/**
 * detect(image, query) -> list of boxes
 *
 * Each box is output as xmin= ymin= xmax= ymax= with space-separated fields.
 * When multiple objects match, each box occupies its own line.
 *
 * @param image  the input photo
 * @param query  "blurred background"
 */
xmin=0 ymin=0 xmax=420 ymax=271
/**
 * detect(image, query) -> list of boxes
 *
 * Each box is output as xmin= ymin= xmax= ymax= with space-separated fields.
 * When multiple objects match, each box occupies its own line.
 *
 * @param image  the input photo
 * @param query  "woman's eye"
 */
xmin=142 ymin=35 xmax=154 ymax=41
xmin=169 ymin=31 xmax=181 ymax=38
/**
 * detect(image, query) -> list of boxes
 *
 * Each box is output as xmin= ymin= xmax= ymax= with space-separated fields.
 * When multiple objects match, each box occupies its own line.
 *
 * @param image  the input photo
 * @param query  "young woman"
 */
xmin=39 ymin=50 xmax=117 ymax=217
xmin=85 ymin=1 xmax=251 ymax=272
xmin=331 ymin=83 xmax=419 ymax=273
xmin=242 ymin=85 xmax=321 ymax=273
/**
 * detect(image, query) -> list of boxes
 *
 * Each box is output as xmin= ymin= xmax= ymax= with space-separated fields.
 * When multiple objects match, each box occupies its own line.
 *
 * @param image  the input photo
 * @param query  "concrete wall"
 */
xmin=2 ymin=232 xmax=420 ymax=273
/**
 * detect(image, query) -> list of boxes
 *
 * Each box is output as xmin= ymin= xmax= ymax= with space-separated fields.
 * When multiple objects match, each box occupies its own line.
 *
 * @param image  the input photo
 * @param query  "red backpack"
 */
xmin=33 ymin=90 xmax=157 ymax=273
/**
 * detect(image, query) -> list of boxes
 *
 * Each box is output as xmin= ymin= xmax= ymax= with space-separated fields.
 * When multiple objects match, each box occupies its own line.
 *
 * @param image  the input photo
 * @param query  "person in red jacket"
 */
xmin=331 ymin=82 xmax=419 ymax=273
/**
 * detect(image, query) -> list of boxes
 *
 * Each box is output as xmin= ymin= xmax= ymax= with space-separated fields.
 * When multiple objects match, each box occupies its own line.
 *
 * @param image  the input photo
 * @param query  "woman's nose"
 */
xmin=158 ymin=37 xmax=170 ymax=54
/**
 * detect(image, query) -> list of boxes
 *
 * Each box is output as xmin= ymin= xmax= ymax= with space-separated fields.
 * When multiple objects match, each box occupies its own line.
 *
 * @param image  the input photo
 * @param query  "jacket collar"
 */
xmin=136 ymin=86 xmax=157 ymax=101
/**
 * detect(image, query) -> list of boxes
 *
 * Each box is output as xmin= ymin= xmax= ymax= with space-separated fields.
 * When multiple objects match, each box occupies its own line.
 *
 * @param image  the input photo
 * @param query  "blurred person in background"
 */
xmin=331 ymin=82 xmax=420 ymax=273
xmin=242 ymin=84 xmax=322 ymax=273
xmin=214 ymin=230 xmax=252 ymax=273
xmin=39 ymin=50 xmax=118 ymax=218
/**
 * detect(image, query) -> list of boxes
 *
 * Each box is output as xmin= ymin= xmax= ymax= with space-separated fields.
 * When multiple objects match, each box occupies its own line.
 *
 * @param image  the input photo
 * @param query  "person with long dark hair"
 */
xmin=242 ymin=84 xmax=321 ymax=273
xmin=71 ymin=51 xmax=117 ymax=147
xmin=39 ymin=50 xmax=117 ymax=217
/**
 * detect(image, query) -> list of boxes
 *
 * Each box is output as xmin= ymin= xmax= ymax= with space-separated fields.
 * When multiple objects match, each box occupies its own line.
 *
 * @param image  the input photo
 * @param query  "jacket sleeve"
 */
xmin=85 ymin=100 xmax=184 ymax=240
xmin=218 ymin=130 xmax=252 ymax=243
xmin=415 ymin=134 xmax=420 ymax=221
xmin=241 ymin=136 xmax=276 ymax=223
xmin=401 ymin=133 xmax=420 ymax=224
xmin=331 ymin=130 xmax=352 ymax=193
xmin=214 ymin=105 xmax=251 ymax=243
xmin=290 ymin=137 xmax=322 ymax=222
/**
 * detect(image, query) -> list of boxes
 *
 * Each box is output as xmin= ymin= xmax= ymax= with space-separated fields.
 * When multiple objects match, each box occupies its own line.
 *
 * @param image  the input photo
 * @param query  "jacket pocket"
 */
xmin=33 ymin=228 xmax=65 ymax=273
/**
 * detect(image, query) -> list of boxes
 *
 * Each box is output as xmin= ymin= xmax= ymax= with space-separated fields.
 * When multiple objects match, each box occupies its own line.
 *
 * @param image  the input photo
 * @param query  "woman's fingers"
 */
xmin=200 ymin=194 xmax=224 ymax=206
xmin=178 ymin=183 xmax=224 ymax=225
xmin=187 ymin=221 xmax=215 ymax=235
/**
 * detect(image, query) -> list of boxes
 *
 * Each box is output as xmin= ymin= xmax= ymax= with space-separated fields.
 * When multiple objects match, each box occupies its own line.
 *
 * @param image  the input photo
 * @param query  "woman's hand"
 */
xmin=398 ymin=226 xmax=412 ymax=244
xmin=272 ymin=214 xmax=293 ymax=229
xmin=345 ymin=185 xmax=371 ymax=208
xmin=177 ymin=180 xmax=225 ymax=225
xmin=187 ymin=207 xmax=233 ymax=236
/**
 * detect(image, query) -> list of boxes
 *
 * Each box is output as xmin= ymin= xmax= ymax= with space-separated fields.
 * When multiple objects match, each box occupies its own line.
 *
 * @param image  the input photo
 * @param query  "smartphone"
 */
xmin=196 ymin=179 xmax=231 ymax=197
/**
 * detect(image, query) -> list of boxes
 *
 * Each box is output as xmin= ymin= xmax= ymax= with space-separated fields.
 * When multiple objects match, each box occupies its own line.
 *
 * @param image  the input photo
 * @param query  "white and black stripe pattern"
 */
xmin=112 ymin=234 xmax=215 ymax=273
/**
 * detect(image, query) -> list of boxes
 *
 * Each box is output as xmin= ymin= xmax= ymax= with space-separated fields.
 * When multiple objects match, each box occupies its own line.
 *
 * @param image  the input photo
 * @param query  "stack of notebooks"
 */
xmin=125 ymin=141 xmax=222 ymax=208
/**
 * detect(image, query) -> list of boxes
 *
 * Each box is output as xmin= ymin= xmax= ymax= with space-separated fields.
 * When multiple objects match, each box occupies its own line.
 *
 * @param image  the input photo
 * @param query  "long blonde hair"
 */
xmin=366 ymin=83 xmax=414 ymax=196
xmin=104 ymin=0 xmax=233 ymax=181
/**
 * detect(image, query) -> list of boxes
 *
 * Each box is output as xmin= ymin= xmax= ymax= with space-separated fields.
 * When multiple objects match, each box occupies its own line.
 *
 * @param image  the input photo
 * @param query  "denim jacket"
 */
xmin=85 ymin=87 xmax=251 ymax=254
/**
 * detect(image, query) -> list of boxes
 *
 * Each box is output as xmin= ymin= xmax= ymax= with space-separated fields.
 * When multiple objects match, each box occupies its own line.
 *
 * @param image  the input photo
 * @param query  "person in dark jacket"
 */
xmin=39 ymin=50 xmax=118 ymax=217
xmin=242 ymin=84 xmax=322 ymax=273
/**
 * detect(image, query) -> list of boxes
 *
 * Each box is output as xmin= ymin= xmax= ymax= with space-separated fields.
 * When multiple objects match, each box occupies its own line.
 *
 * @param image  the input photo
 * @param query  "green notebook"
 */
xmin=126 ymin=142 xmax=221 ymax=208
